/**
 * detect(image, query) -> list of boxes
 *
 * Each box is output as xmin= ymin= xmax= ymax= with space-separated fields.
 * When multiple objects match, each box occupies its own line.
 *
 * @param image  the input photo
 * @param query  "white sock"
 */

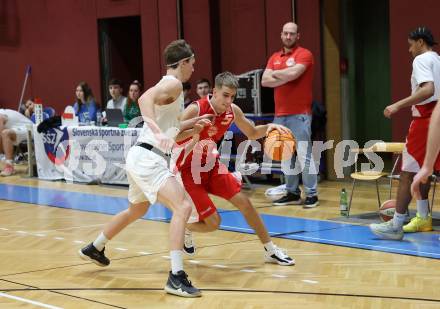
xmin=93 ymin=232 xmax=109 ymax=251
xmin=392 ymin=212 xmax=406 ymax=230
xmin=5 ymin=159 xmax=13 ymax=166
xmin=263 ymin=241 xmax=276 ymax=252
xmin=170 ymin=250 xmax=183 ymax=275
xmin=416 ymin=199 xmax=429 ymax=218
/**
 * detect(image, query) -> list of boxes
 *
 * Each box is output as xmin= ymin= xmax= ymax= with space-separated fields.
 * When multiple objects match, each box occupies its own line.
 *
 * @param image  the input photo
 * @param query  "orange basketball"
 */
xmin=264 ymin=129 xmax=296 ymax=161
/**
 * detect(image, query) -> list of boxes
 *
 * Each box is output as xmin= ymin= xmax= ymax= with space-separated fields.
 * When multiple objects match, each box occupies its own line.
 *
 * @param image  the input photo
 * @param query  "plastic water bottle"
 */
xmin=83 ymin=111 xmax=90 ymax=125
xmin=96 ymin=111 xmax=102 ymax=127
xmin=340 ymin=188 xmax=348 ymax=216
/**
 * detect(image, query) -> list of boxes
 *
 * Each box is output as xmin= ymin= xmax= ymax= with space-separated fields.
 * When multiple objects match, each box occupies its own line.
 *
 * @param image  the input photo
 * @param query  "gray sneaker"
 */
xmin=369 ymin=220 xmax=404 ymax=240
xmin=164 ymin=270 xmax=201 ymax=297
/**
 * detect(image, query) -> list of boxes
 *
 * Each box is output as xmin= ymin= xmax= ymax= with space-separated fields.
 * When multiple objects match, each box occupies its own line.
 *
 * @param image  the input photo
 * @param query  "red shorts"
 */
xmin=403 ymin=117 xmax=440 ymax=172
xmin=180 ymin=161 xmax=241 ymax=221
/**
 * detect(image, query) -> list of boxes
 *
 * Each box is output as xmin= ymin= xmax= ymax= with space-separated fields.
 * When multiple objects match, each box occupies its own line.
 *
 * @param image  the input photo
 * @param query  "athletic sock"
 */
xmin=170 ymin=250 xmax=184 ymax=275
xmin=93 ymin=232 xmax=109 ymax=251
xmin=392 ymin=212 xmax=406 ymax=230
xmin=416 ymin=199 xmax=429 ymax=218
xmin=263 ymin=241 xmax=276 ymax=252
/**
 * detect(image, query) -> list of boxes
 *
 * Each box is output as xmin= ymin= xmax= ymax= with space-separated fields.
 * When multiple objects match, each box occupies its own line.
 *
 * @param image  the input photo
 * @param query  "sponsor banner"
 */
xmin=34 ymin=126 xmax=140 ymax=184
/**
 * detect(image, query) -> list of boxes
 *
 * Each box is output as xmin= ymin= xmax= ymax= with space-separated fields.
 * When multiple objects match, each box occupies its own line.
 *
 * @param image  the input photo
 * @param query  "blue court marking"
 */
xmin=280 ymin=225 xmax=440 ymax=258
xmin=0 ymin=183 xmax=173 ymax=221
xmin=0 ymin=183 xmax=439 ymax=259
xmin=218 ymin=211 xmax=440 ymax=259
xmin=219 ymin=211 xmax=347 ymax=235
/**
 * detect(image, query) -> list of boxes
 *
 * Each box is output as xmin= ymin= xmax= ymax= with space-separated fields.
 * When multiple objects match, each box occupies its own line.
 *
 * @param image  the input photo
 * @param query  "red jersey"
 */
xmin=266 ymin=46 xmax=314 ymax=116
xmin=178 ymin=95 xmax=235 ymax=169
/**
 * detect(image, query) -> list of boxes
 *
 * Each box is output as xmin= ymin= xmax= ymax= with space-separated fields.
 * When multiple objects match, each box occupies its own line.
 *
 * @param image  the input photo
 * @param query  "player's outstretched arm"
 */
xmin=384 ymin=81 xmax=434 ymax=118
xmin=232 ymin=104 xmax=290 ymax=140
xmin=175 ymin=103 xmax=212 ymax=142
xmin=176 ymin=104 xmax=199 ymax=142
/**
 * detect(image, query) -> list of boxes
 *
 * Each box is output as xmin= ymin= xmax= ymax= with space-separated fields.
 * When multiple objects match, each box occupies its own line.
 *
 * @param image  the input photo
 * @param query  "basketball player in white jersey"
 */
xmin=370 ymin=27 xmax=440 ymax=240
xmin=79 ymin=40 xmax=212 ymax=297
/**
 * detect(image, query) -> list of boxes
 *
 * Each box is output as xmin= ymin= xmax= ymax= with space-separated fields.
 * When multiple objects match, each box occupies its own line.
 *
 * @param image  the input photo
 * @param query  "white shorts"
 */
xmin=126 ymin=145 xmax=174 ymax=204
xmin=10 ymin=126 xmax=28 ymax=146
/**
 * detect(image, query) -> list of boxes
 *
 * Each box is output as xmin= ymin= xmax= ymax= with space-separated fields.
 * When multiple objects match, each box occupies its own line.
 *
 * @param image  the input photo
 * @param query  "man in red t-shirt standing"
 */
xmin=262 ymin=22 xmax=318 ymax=208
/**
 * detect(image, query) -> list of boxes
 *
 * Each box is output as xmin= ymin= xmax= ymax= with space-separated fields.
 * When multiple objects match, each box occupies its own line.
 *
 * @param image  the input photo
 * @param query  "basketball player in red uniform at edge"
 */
xmin=370 ymin=27 xmax=440 ymax=240
xmin=175 ymin=72 xmax=295 ymax=266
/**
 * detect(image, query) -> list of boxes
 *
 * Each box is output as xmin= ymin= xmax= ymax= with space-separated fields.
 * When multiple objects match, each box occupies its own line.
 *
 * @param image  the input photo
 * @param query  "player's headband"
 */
xmin=166 ymin=54 xmax=195 ymax=67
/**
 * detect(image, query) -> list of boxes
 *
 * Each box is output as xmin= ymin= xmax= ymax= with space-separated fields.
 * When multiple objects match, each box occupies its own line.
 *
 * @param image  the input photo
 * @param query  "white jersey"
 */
xmin=411 ymin=51 xmax=440 ymax=116
xmin=106 ymin=96 xmax=127 ymax=112
xmin=0 ymin=109 xmax=32 ymax=128
xmin=137 ymin=75 xmax=184 ymax=151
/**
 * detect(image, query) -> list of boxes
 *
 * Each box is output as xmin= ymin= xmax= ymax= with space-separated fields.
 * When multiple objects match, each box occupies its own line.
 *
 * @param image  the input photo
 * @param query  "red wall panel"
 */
xmin=140 ymin=0 xmax=162 ymax=88
xmin=296 ymin=0 xmax=323 ymax=103
xmin=181 ymin=0 xmax=213 ymax=91
xmin=219 ymin=0 xmax=268 ymax=74
xmin=389 ymin=0 xmax=440 ymax=141
xmin=0 ymin=0 xmax=101 ymax=112
xmin=158 ymin=0 xmax=179 ymax=68
xmin=140 ymin=0 xmax=178 ymax=87
xmin=265 ymin=0 xmax=293 ymax=56
xmin=96 ymin=0 xmax=140 ymax=18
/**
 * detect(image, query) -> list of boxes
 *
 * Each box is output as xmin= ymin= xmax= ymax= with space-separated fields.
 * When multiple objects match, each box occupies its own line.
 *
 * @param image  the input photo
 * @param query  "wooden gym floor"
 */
xmin=0 ymin=168 xmax=439 ymax=308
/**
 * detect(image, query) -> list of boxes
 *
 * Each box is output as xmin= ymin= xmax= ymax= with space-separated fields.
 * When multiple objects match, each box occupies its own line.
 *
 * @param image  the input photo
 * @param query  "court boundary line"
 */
xmin=0 ymin=291 xmax=63 ymax=309
xmin=0 ymin=278 xmax=126 ymax=309
xmin=0 ymin=287 xmax=439 ymax=303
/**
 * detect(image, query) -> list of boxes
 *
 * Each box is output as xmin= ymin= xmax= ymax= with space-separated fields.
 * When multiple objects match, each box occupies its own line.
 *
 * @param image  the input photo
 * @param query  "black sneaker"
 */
xmin=164 ymin=270 xmax=201 ymax=297
xmin=303 ymin=196 xmax=319 ymax=208
xmin=183 ymin=229 xmax=196 ymax=256
xmin=78 ymin=243 xmax=110 ymax=267
xmin=272 ymin=192 xmax=302 ymax=206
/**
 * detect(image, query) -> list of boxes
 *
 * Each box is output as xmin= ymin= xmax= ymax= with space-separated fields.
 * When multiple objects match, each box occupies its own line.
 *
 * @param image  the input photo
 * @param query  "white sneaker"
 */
xmin=183 ymin=229 xmax=195 ymax=256
xmin=369 ymin=220 xmax=404 ymax=240
xmin=264 ymin=245 xmax=295 ymax=266
xmin=265 ymin=184 xmax=288 ymax=202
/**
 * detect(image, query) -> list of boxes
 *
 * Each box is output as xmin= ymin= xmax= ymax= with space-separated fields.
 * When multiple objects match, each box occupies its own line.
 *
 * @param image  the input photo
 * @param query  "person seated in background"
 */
xmin=123 ymin=80 xmax=142 ymax=123
xmin=106 ymin=79 xmax=127 ymax=112
xmin=23 ymin=99 xmax=35 ymax=118
xmin=73 ymin=82 xmax=98 ymax=123
xmin=0 ymin=109 xmax=33 ymax=176
xmin=183 ymin=81 xmax=192 ymax=107
xmin=195 ymin=78 xmax=212 ymax=99
xmin=22 ymin=98 xmax=50 ymax=123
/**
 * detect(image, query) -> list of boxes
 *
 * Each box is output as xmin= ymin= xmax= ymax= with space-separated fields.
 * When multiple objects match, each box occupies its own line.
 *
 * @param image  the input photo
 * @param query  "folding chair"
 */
xmin=347 ymin=142 xmax=405 ymax=217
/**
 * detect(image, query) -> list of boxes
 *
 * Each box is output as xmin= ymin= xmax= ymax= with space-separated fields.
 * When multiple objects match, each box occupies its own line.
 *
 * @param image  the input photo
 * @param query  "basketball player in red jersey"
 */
xmin=176 ymin=72 xmax=295 ymax=266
